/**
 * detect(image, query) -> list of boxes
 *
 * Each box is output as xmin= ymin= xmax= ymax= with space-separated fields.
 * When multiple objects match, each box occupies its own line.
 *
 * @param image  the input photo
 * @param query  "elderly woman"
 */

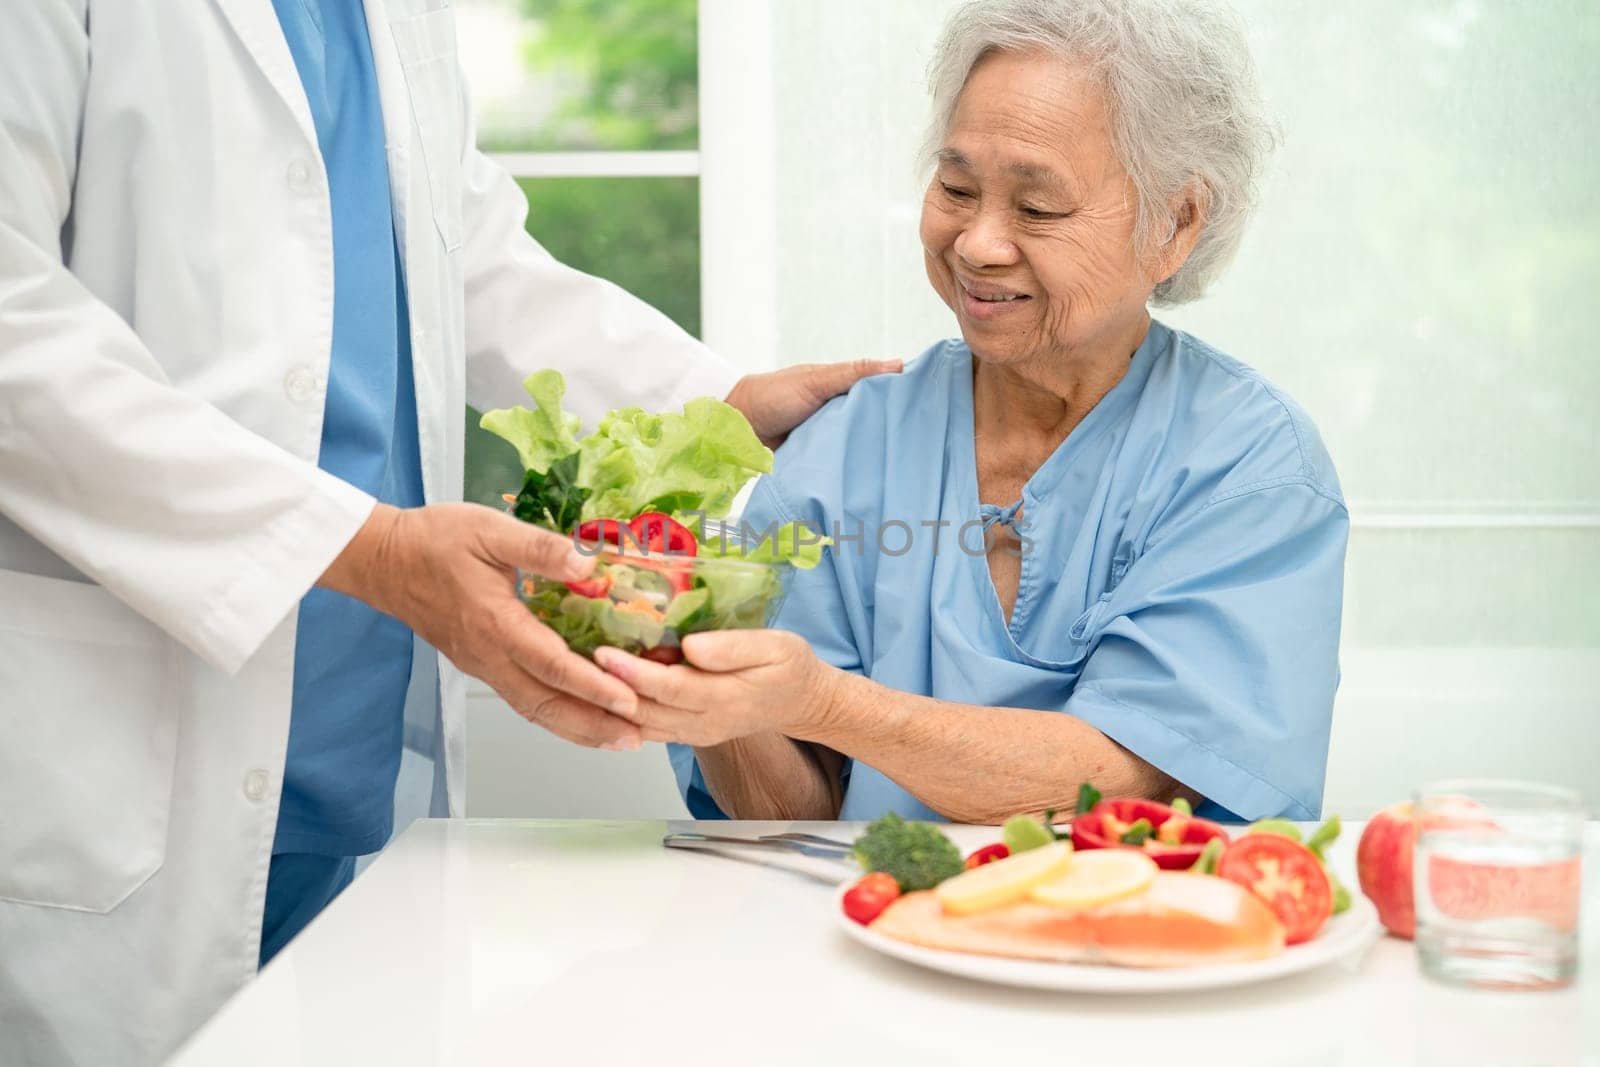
xmin=595 ymin=0 xmax=1346 ymax=824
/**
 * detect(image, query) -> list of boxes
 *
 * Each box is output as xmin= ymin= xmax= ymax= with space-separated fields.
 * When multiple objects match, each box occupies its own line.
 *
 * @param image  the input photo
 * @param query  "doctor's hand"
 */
xmin=725 ymin=360 xmax=902 ymax=448
xmin=319 ymin=503 xmax=644 ymax=750
xmin=591 ymin=630 xmax=841 ymax=748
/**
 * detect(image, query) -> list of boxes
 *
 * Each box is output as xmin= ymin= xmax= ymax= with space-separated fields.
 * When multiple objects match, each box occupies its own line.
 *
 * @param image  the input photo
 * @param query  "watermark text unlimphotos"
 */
xmin=571 ymin=513 xmax=1033 ymax=559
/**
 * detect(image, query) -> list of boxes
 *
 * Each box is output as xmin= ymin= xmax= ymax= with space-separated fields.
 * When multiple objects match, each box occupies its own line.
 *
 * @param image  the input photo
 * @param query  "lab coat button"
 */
xmin=243 ymin=768 xmax=269 ymax=802
xmin=286 ymin=158 xmax=314 ymax=193
xmin=284 ymin=366 xmax=317 ymax=404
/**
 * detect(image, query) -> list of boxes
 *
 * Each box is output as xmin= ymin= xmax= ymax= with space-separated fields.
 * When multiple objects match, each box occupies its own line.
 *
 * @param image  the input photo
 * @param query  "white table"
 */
xmin=170 ymin=819 xmax=1599 ymax=1067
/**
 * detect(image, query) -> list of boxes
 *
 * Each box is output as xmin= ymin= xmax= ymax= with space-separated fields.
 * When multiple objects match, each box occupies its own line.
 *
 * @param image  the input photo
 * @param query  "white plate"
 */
xmin=837 ymin=885 xmax=1382 ymax=993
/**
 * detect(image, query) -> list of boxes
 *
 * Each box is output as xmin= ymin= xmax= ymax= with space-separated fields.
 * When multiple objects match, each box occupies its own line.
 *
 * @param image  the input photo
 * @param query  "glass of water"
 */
xmin=1414 ymin=779 xmax=1584 ymax=990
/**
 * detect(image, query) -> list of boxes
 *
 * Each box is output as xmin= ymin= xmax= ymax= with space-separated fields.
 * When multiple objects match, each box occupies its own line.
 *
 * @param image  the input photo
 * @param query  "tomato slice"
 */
xmin=1217 ymin=833 xmax=1333 ymax=945
xmin=842 ymin=872 xmax=901 ymax=925
xmin=563 ymin=573 xmax=612 ymax=599
xmin=574 ymin=518 xmax=627 ymax=548
xmin=1070 ymin=799 xmax=1229 ymax=870
xmin=639 ymin=645 xmax=684 ymax=665
xmin=629 ymin=512 xmax=698 ymax=557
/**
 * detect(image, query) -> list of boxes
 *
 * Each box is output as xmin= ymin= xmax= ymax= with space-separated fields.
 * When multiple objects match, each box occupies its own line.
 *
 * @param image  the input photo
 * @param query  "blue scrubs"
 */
xmin=672 ymin=321 xmax=1348 ymax=823
xmin=262 ymin=0 xmax=425 ymax=966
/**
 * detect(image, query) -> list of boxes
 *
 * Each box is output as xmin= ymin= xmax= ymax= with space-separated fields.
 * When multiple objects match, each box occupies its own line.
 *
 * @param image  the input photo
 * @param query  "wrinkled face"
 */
xmin=920 ymin=50 xmax=1158 ymax=367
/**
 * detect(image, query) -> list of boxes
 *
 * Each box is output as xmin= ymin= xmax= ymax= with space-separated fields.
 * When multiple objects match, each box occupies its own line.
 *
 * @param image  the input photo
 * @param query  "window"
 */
xmin=455 ymin=0 xmax=702 ymax=507
xmin=721 ymin=0 xmax=1599 ymax=812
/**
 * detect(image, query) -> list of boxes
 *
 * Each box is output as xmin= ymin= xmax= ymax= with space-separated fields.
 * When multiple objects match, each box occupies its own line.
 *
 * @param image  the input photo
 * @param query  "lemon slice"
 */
xmin=1030 ymin=848 xmax=1158 ymax=909
xmin=935 ymin=841 xmax=1073 ymax=916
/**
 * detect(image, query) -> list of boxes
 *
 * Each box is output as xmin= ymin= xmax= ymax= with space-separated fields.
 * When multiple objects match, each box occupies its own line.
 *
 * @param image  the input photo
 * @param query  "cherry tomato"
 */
xmin=842 ymin=872 xmax=901 ymax=926
xmin=574 ymin=518 xmax=627 ymax=548
xmin=639 ymin=646 xmax=684 ymax=665
xmin=1217 ymin=833 xmax=1334 ymax=945
xmin=628 ymin=512 xmax=698 ymax=557
xmin=563 ymin=573 xmax=613 ymax=599
xmin=964 ymin=843 xmax=1011 ymax=869
xmin=1070 ymin=798 xmax=1229 ymax=870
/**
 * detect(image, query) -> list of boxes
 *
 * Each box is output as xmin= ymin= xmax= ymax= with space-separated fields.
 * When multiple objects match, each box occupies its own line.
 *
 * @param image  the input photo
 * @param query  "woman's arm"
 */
xmin=693 ymin=735 xmax=845 ymax=820
xmin=599 ymin=633 xmax=1180 ymax=824
xmin=796 ymin=673 xmax=1178 ymax=824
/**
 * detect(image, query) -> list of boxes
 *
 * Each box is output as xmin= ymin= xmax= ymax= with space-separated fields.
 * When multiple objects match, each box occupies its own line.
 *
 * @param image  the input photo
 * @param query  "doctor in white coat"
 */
xmin=0 ymin=2 xmax=891 ymax=1064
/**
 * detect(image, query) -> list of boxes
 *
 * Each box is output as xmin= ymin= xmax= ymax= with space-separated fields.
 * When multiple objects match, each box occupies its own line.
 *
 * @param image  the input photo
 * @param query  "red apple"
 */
xmin=1357 ymin=802 xmax=1417 ymax=938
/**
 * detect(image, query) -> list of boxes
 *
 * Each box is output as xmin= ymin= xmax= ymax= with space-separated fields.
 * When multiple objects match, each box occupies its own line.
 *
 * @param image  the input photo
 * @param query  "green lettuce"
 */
xmin=703 ymin=520 xmax=829 ymax=570
xmin=479 ymin=370 xmax=582 ymax=474
xmin=578 ymin=398 xmax=772 ymax=522
xmin=480 ymin=373 xmax=774 ymax=529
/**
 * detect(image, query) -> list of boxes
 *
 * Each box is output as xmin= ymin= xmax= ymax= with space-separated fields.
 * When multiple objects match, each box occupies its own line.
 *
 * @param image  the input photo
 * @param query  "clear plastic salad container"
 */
xmin=516 ymin=529 xmax=793 ymax=663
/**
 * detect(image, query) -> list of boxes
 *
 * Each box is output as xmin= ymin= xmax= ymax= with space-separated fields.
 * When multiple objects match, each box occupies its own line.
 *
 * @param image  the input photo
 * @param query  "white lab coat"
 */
xmin=0 ymin=1 xmax=738 ymax=1063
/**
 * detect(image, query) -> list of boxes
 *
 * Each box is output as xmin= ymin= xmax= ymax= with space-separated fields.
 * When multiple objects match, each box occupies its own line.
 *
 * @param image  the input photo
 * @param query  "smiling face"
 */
xmin=920 ymin=50 xmax=1169 ymax=370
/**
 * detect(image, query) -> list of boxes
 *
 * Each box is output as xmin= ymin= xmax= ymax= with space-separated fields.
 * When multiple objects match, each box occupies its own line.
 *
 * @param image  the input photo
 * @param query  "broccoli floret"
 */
xmin=852 ymin=813 xmax=965 ymax=891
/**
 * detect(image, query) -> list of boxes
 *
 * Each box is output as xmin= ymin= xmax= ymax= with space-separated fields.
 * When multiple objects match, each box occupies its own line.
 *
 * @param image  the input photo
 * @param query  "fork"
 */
xmin=661 ymin=831 xmax=852 ymax=860
xmin=759 ymin=831 xmax=855 ymax=852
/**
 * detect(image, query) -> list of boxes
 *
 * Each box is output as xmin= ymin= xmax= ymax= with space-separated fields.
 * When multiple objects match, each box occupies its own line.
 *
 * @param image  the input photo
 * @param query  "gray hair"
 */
xmin=923 ymin=0 xmax=1277 ymax=305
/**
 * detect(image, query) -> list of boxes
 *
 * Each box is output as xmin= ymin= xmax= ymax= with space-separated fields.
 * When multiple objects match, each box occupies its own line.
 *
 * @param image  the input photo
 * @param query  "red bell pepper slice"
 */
xmin=964 ymin=842 xmax=1011 ymax=869
xmin=1070 ymin=798 xmax=1230 ymax=870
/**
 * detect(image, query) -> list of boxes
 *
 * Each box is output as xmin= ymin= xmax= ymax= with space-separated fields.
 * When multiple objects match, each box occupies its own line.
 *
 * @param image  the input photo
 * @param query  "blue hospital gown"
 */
xmin=672 ymin=321 xmax=1348 ymax=822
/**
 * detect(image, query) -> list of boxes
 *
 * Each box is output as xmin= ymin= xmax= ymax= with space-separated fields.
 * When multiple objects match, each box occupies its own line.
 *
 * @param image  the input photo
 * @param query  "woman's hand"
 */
xmin=593 ymin=630 xmax=841 ymax=747
xmin=319 ymin=503 xmax=645 ymax=750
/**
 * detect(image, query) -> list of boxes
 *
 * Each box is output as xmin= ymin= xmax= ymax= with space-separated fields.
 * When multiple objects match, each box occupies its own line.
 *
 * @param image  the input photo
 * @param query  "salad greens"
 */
xmin=481 ymin=370 xmax=582 ymax=474
xmin=485 ymin=371 xmax=830 ymax=658
xmin=512 ymin=452 xmax=589 ymax=532
xmin=579 ymin=399 xmax=772 ymax=522
xmin=483 ymin=370 xmax=774 ymax=528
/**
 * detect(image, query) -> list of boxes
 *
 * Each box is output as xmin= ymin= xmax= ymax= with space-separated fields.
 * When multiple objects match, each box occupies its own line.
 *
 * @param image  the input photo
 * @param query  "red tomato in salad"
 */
xmin=1070 ymin=799 xmax=1229 ymax=870
xmin=563 ymin=573 xmax=613 ymax=599
xmin=964 ymin=843 xmax=1011 ymax=869
xmin=629 ymin=512 xmax=698 ymax=557
xmin=842 ymin=872 xmax=901 ymax=926
xmin=572 ymin=514 xmax=698 ymax=594
xmin=639 ymin=646 xmax=684 ymax=665
xmin=574 ymin=518 xmax=628 ymax=548
xmin=1216 ymin=833 xmax=1333 ymax=945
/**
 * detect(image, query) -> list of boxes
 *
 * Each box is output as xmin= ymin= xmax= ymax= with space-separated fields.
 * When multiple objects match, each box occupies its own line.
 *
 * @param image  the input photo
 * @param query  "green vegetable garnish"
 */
xmin=1191 ymin=838 xmax=1224 ymax=875
xmin=511 ymin=452 xmax=590 ymax=531
xmin=1305 ymin=815 xmax=1350 ymax=914
xmin=1076 ymin=782 xmax=1102 ymax=814
xmin=1246 ymin=818 xmax=1303 ymax=843
xmin=1305 ymin=815 xmax=1341 ymax=857
xmin=1170 ymin=796 xmax=1193 ymax=816
xmin=1040 ymin=808 xmax=1071 ymax=840
xmin=1002 ymin=814 xmax=1056 ymax=854
xmin=1119 ymin=818 xmax=1155 ymax=845
xmin=852 ymin=813 xmax=966 ymax=892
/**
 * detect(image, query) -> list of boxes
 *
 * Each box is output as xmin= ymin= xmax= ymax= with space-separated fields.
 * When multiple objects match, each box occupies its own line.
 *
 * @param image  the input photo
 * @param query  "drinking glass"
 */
xmin=1413 ymin=779 xmax=1584 ymax=990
